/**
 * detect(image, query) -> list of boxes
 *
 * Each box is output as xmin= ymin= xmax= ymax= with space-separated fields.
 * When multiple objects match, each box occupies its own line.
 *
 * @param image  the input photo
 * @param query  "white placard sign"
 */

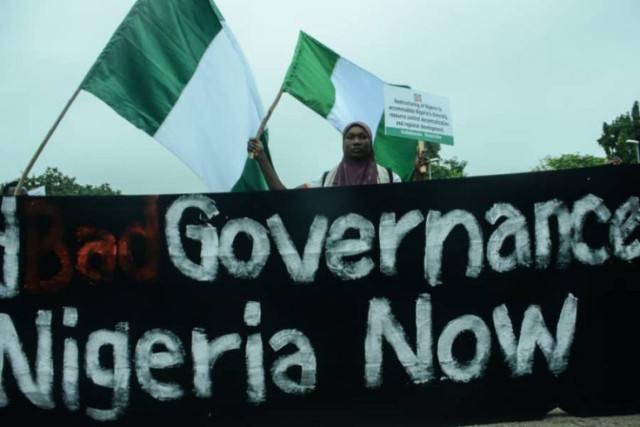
xmin=27 ymin=185 xmax=46 ymax=196
xmin=383 ymin=85 xmax=454 ymax=145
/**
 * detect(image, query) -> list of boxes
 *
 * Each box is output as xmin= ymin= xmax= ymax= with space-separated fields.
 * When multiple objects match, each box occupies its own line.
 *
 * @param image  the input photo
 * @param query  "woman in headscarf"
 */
xmin=248 ymin=121 xmax=429 ymax=189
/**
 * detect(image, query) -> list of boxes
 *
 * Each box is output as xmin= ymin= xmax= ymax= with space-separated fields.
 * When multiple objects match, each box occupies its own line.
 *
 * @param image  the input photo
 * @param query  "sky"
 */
xmin=0 ymin=0 xmax=638 ymax=195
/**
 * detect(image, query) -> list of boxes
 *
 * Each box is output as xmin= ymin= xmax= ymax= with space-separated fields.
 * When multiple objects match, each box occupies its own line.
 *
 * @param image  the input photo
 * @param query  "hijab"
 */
xmin=333 ymin=121 xmax=378 ymax=186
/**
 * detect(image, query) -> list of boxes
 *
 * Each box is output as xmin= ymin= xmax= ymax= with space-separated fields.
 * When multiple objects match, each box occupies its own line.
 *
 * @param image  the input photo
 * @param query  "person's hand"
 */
xmin=248 ymin=138 xmax=265 ymax=160
xmin=415 ymin=149 xmax=430 ymax=174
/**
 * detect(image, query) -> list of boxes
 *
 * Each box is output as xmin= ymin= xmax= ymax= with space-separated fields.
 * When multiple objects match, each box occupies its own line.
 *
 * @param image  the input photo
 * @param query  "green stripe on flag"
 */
xmin=82 ymin=0 xmax=223 ymax=135
xmin=282 ymin=32 xmax=340 ymax=118
xmin=374 ymin=115 xmax=418 ymax=182
xmin=231 ymin=133 xmax=272 ymax=192
xmin=208 ymin=0 xmax=225 ymax=21
xmin=375 ymin=114 xmax=441 ymax=182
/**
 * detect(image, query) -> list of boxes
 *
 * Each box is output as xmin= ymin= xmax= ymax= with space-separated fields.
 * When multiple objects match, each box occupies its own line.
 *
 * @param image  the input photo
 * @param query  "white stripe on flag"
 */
xmin=327 ymin=57 xmax=386 ymax=135
xmin=154 ymin=26 xmax=263 ymax=192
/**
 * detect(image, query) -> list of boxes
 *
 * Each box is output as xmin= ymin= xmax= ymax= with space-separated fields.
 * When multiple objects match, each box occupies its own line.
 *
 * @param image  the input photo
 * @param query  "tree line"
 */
xmin=537 ymin=101 xmax=639 ymax=171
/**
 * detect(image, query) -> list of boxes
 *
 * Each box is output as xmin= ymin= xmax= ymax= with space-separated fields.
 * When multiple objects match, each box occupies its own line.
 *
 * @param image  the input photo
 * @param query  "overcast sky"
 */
xmin=1 ymin=0 xmax=638 ymax=194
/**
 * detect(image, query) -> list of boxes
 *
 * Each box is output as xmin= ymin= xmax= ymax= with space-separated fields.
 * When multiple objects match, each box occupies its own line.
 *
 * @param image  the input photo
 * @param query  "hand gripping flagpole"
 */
xmin=249 ymin=89 xmax=284 ymax=159
xmin=14 ymin=86 xmax=82 ymax=195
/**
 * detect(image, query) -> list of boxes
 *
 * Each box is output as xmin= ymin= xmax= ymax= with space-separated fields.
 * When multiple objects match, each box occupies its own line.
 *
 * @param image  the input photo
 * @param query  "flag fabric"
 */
xmin=82 ymin=0 xmax=269 ymax=192
xmin=282 ymin=32 xmax=435 ymax=182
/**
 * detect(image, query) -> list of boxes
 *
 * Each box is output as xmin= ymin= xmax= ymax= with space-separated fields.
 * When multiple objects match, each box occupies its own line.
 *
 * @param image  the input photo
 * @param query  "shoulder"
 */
xmin=376 ymin=164 xmax=402 ymax=183
xmin=301 ymin=165 xmax=338 ymax=189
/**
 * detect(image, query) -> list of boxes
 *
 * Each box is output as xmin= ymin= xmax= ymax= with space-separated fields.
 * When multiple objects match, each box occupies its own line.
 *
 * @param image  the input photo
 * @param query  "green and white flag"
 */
xmin=282 ymin=32 xmax=436 ymax=181
xmin=82 ymin=0 xmax=269 ymax=192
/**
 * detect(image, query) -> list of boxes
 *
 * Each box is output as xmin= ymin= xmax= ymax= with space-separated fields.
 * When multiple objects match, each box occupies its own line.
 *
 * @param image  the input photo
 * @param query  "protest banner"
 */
xmin=1 ymin=166 xmax=639 ymax=425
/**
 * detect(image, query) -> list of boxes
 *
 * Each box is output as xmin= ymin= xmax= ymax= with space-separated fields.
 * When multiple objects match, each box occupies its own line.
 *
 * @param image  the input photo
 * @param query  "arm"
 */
xmin=248 ymin=138 xmax=287 ymax=190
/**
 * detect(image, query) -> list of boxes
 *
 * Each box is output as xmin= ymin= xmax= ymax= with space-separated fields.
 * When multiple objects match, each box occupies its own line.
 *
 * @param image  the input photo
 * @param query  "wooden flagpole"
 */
xmin=249 ymin=89 xmax=284 ymax=159
xmin=14 ymin=86 xmax=82 ymax=195
xmin=418 ymin=140 xmax=427 ymax=174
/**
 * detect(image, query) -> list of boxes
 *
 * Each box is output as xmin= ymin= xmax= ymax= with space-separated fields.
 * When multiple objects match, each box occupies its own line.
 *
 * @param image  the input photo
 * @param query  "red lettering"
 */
xmin=76 ymin=227 xmax=117 ymax=285
xmin=118 ymin=196 xmax=159 ymax=282
xmin=24 ymin=200 xmax=73 ymax=294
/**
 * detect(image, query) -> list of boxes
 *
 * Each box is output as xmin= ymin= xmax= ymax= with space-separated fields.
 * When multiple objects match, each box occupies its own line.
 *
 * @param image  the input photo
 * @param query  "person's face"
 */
xmin=343 ymin=125 xmax=372 ymax=160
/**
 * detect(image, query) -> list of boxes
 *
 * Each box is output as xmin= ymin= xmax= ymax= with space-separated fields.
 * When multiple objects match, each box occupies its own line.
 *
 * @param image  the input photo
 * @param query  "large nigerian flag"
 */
xmin=282 ymin=32 xmax=437 ymax=182
xmin=82 ymin=0 xmax=269 ymax=192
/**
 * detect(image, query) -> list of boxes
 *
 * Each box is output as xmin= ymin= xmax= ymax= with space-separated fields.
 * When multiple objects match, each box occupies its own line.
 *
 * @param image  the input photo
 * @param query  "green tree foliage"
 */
xmin=3 ymin=167 xmax=120 ymax=196
xmin=597 ymin=101 xmax=640 ymax=163
xmin=425 ymin=141 xmax=440 ymax=159
xmin=533 ymin=153 xmax=606 ymax=171
xmin=430 ymin=157 xmax=468 ymax=179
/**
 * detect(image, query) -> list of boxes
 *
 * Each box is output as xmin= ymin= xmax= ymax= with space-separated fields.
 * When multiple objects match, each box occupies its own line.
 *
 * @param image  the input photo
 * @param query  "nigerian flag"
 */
xmin=282 ymin=32 xmax=436 ymax=182
xmin=82 ymin=0 xmax=269 ymax=192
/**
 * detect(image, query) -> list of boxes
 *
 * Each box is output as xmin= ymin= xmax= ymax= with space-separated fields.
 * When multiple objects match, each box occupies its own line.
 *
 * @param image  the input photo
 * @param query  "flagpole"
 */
xmin=249 ymin=89 xmax=284 ymax=159
xmin=418 ymin=141 xmax=427 ymax=174
xmin=15 ymin=86 xmax=82 ymax=195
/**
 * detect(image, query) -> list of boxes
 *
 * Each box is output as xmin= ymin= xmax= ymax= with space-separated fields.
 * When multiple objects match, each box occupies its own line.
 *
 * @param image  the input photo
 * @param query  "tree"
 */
xmin=3 ymin=167 xmax=120 ymax=196
xmin=533 ymin=153 xmax=606 ymax=171
xmin=430 ymin=157 xmax=468 ymax=179
xmin=597 ymin=101 xmax=640 ymax=163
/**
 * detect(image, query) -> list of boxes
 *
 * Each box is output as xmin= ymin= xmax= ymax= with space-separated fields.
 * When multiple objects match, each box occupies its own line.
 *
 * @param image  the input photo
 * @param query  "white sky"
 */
xmin=0 ymin=0 xmax=638 ymax=194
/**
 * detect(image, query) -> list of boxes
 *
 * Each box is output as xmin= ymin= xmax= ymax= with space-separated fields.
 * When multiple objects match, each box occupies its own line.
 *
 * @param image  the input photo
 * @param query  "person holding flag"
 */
xmin=246 ymin=31 xmax=435 ymax=190
xmin=248 ymin=121 xmax=430 ymax=189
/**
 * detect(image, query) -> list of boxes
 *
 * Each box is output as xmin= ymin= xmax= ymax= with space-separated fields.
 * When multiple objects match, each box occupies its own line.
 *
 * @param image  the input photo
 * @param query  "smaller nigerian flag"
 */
xmin=82 ymin=0 xmax=269 ymax=192
xmin=281 ymin=32 xmax=437 ymax=181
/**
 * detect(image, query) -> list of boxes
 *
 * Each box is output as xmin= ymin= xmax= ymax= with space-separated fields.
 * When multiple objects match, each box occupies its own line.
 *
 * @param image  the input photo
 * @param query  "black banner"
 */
xmin=1 ymin=165 xmax=640 ymax=426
